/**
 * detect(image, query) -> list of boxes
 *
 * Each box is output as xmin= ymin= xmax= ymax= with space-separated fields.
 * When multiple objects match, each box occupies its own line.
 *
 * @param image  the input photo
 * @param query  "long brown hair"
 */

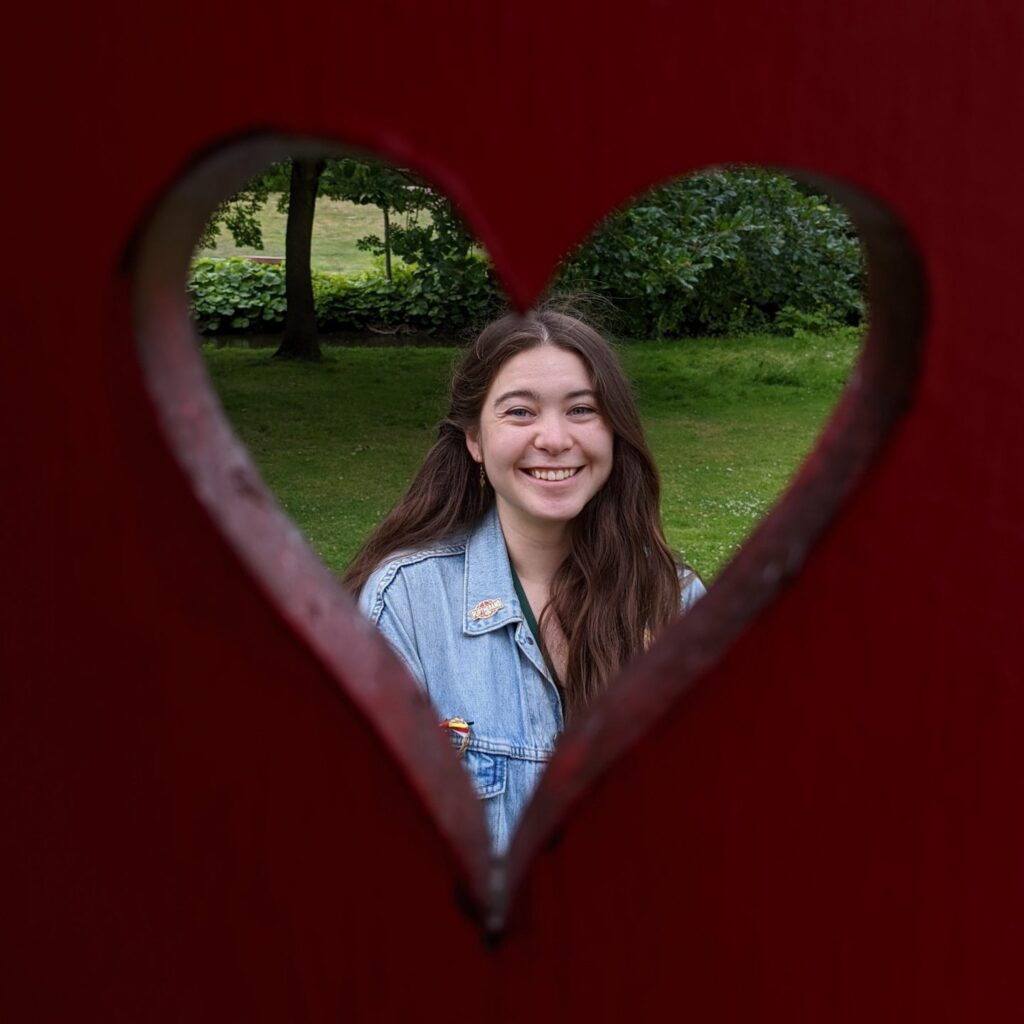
xmin=343 ymin=310 xmax=681 ymax=715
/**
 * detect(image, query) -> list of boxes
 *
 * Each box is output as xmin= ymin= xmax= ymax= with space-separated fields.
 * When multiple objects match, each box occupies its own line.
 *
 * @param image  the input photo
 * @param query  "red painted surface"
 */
xmin=5 ymin=2 xmax=1024 ymax=1020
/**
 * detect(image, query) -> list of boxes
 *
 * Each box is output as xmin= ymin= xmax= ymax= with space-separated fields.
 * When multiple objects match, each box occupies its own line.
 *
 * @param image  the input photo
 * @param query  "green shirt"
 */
xmin=508 ymin=562 xmax=560 ymax=686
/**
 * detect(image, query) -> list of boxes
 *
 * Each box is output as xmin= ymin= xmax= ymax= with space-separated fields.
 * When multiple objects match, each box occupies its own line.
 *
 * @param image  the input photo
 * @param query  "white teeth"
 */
xmin=528 ymin=468 xmax=578 ymax=481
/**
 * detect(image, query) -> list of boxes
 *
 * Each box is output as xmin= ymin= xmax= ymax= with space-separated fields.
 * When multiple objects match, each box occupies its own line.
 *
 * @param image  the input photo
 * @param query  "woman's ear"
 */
xmin=465 ymin=428 xmax=482 ymax=464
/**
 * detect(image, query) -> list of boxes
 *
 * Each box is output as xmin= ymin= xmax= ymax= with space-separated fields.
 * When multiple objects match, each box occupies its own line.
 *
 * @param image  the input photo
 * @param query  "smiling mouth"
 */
xmin=524 ymin=467 xmax=581 ymax=482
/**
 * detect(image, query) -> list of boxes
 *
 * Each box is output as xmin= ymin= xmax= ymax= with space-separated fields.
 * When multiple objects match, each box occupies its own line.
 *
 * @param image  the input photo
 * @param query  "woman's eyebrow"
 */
xmin=493 ymin=388 xmax=596 ymax=408
xmin=493 ymin=388 xmax=539 ymax=408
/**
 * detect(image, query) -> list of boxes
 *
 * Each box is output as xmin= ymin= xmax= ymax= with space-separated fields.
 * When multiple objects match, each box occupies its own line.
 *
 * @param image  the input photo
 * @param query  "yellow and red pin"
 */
xmin=439 ymin=716 xmax=472 ymax=756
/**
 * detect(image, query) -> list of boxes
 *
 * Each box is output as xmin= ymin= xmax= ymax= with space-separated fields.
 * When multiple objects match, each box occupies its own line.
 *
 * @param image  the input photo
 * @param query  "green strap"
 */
xmin=509 ymin=563 xmax=560 ymax=686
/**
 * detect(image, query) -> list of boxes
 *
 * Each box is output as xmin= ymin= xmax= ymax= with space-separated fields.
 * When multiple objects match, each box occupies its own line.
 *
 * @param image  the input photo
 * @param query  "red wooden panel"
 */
xmin=4 ymin=2 xmax=1024 ymax=1020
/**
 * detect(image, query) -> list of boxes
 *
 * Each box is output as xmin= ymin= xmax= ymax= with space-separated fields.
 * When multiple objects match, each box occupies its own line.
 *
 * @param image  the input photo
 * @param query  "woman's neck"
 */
xmin=496 ymin=506 xmax=570 ymax=587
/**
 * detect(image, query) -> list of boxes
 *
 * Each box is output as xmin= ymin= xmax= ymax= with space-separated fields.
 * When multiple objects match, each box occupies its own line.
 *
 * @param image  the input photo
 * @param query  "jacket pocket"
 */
xmin=462 ymin=748 xmax=507 ymax=800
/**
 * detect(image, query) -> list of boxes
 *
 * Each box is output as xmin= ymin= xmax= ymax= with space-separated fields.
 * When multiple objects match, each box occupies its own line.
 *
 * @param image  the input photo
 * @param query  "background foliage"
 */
xmin=191 ymin=164 xmax=864 ymax=339
xmin=555 ymin=168 xmax=864 ymax=337
xmin=191 ymin=256 xmax=500 ymax=335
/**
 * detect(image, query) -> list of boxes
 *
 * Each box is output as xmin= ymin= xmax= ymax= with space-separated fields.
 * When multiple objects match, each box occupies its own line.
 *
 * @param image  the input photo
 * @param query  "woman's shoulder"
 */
xmin=358 ymin=532 xmax=470 ymax=615
xmin=677 ymin=562 xmax=707 ymax=612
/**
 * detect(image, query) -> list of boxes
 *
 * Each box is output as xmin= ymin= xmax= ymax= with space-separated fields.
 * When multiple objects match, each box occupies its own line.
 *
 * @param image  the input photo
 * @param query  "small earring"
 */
xmin=479 ymin=463 xmax=487 ymax=492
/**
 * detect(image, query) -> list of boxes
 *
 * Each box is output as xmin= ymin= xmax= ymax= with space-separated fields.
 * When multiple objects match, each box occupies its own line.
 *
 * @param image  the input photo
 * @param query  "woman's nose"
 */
xmin=533 ymin=413 xmax=571 ymax=453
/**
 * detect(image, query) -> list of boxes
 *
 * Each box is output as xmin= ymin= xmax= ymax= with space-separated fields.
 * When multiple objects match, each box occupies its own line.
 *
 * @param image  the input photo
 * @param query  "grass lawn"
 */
xmin=202 ymin=329 xmax=862 ymax=581
xmin=195 ymin=194 xmax=393 ymax=276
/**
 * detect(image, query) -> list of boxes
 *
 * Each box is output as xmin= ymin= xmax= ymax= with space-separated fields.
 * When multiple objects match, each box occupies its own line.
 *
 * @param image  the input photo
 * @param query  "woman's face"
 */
xmin=465 ymin=345 xmax=614 ymax=538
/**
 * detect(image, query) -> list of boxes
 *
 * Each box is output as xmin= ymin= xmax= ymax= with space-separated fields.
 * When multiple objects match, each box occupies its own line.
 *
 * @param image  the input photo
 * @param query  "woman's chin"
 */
xmin=521 ymin=500 xmax=587 ymax=529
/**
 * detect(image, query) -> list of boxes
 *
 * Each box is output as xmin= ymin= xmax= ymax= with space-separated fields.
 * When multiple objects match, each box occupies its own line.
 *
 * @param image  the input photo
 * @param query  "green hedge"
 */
xmin=189 ymin=255 xmax=502 ymax=336
xmin=189 ymin=258 xmax=287 ymax=333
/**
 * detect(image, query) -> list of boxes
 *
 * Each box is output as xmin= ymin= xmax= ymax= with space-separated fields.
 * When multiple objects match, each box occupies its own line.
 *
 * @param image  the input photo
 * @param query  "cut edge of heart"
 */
xmin=127 ymin=133 xmax=927 ymax=935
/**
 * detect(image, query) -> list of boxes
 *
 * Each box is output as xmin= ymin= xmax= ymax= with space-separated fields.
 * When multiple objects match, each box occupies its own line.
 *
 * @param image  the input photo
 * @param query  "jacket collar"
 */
xmin=463 ymin=504 xmax=523 ymax=635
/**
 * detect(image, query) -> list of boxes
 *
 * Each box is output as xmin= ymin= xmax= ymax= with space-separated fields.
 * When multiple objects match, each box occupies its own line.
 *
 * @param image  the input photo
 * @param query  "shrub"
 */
xmin=190 ymin=255 xmax=502 ymax=336
xmin=189 ymin=258 xmax=287 ymax=333
xmin=773 ymin=304 xmax=851 ymax=337
xmin=553 ymin=168 xmax=864 ymax=337
xmin=400 ymin=254 xmax=503 ymax=331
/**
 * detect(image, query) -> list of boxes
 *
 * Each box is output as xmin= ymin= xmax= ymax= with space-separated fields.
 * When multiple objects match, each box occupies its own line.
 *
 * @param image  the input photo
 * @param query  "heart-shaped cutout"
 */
xmin=131 ymin=134 xmax=926 ymax=931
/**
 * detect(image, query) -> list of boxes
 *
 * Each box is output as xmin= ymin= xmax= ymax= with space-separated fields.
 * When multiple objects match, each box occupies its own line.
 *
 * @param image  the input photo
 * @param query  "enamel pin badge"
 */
xmin=469 ymin=598 xmax=503 ymax=621
xmin=439 ymin=716 xmax=472 ymax=757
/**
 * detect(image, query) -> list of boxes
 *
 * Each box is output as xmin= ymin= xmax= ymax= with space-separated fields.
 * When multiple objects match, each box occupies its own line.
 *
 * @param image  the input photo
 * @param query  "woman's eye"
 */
xmin=569 ymin=405 xmax=597 ymax=416
xmin=504 ymin=407 xmax=533 ymax=418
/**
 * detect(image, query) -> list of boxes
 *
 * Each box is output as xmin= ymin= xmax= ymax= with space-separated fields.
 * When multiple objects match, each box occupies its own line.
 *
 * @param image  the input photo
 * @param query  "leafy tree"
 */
xmin=200 ymin=159 xmax=324 ymax=359
xmin=276 ymin=158 xmax=324 ymax=360
xmin=555 ymin=167 xmax=863 ymax=336
xmin=204 ymin=157 xmax=474 ymax=357
xmin=198 ymin=175 xmax=272 ymax=252
xmin=318 ymin=159 xmax=423 ymax=281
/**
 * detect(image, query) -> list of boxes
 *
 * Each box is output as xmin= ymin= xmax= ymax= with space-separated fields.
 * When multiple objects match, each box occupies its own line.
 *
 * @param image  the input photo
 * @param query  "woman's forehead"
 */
xmin=490 ymin=346 xmax=593 ymax=393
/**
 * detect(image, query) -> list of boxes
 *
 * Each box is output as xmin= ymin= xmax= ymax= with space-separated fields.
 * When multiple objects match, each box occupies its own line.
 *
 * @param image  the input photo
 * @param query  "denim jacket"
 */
xmin=358 ymin=505 xmax=706 ymax=854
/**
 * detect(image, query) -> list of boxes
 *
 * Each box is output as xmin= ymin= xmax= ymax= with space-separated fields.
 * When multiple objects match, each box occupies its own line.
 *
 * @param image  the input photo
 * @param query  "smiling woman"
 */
xmin=343 ymin=309 xmax=705 ymax=852
xmin=466 ymin=344 xmax=615 ymax=537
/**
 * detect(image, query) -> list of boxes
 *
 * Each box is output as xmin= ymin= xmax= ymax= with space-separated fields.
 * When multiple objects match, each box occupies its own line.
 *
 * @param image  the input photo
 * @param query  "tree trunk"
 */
xmin=274 ymin=158 xmax=324 ymax=361
xmin=383 ymin=207 xmax=392 ymax=282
